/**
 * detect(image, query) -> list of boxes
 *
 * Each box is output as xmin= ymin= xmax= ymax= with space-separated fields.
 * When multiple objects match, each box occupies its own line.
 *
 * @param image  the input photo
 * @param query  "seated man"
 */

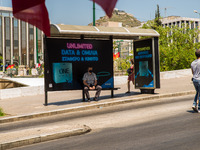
xmin=83 ymin=67 xmax=102 ymax=102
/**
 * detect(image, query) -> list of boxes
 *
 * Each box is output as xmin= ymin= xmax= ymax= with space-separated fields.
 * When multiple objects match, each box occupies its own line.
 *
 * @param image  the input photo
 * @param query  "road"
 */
xmin=5 ymin=95 xmax=200 ymax=150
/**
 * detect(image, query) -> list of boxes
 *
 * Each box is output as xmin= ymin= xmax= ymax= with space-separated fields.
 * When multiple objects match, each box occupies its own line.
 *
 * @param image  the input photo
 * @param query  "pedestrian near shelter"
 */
xmin=44 ymin=24 xmax=160 ymax=105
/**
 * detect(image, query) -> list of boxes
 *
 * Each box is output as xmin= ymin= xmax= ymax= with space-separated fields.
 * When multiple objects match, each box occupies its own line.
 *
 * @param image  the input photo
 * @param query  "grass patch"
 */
xmin=0 ymin=107 xmax=5 ymax=116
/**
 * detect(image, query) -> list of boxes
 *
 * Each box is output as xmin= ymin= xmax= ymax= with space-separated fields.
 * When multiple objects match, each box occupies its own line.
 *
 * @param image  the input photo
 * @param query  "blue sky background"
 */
xmin=1 ymin=0 xmax=200 ymax=25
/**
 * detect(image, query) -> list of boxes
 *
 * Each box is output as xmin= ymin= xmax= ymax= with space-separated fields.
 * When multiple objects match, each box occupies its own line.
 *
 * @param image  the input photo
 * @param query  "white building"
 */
xmin=161 ymin=16 xmax=200 ymax=42
xmin=162 ymin=16 xmax=199 ymax=28
xmin=0 ymin=6 xmax=44 ymax=71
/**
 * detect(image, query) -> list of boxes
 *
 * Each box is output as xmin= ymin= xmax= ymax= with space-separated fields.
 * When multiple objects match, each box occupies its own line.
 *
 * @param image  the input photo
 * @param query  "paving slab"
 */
xmin=0 ymin=124 xmax=91 ymax=150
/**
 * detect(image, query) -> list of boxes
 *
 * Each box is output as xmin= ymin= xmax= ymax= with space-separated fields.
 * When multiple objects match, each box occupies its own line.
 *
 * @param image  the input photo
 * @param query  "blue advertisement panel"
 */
xmin=45 ymin=38 xmax=113 ymax=91
xmin=134 ymin=38 xmax=155 ymax=88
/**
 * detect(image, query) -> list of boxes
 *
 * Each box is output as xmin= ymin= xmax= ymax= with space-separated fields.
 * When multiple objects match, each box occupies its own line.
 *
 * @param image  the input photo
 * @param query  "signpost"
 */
xmin=134 ymin=37 xmax=160 ymax=93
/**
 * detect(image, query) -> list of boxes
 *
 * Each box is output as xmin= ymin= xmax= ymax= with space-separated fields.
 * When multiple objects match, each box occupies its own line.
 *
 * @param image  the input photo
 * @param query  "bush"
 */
xmin=0 ymin=107 xmax=5 ymax=116
xmin=114 ymin=55 xmax=133 ymax=71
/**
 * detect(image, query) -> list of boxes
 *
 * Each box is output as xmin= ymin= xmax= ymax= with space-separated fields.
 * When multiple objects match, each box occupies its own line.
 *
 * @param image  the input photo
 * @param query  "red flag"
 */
xmin=12 ymin=0 xmax=50 ymax=36
xmin=113 ymin=53 xmax=116 ymax=60
xmin=113 ymin=52 xmax=120 ymax=60
xmin=115 ymin=52 xmax=120 ymax=59
xmin=93 ymin=0 xmax=118 ymax=18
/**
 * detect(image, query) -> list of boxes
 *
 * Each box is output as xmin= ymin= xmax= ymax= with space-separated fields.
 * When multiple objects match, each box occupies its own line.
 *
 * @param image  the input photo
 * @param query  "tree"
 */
xmin=157 ymin=24 xmax=200 ymax=71
xmin=142 ymin=5 xmax=162 ymax=30
xmin=142 ymin=4 xmax=200 ymax=71
xmin=154 ymin=4 xmax=162 ymax=28
xmin=142 ymin=22 xmax=200 ymax=71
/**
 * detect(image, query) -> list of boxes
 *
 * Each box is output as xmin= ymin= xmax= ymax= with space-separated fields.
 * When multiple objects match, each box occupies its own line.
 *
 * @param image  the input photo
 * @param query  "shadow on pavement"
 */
xmin=187 ymin=110 xmax=197 ymax=113
xmin=47 ymin=91 xmax=141 ymax=106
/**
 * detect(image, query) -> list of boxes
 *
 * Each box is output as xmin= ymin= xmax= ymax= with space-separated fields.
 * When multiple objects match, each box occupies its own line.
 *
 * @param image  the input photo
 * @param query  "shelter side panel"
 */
xmin=134 ymin=39 xmax=154 ymax=89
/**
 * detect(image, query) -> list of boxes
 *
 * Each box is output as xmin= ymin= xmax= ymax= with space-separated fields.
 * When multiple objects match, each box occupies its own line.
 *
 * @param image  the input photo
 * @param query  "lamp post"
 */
xmin=194 ymin=10 xmax=200 ymax=42
xmin=93 ymin=1 xmax=96 ymax=26
xmin=194 ymin=10 xmax=200 ymax=26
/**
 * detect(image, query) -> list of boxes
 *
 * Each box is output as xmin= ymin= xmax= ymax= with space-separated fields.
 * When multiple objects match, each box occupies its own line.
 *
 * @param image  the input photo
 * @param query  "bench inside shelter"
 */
xmin=82 ymin=87 xmax=120 ymax=102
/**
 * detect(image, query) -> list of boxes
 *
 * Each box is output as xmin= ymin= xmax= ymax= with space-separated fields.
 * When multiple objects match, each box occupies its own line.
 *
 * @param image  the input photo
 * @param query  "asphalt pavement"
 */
xmin=10 ymin=95 xmax=199 ymax=150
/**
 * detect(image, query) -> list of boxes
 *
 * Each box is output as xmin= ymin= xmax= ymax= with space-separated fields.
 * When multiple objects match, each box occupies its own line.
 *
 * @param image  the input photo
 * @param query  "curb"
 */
xmin=0 ymin=125 xmax=91 ymax=150
xmin=0 ymin=90 xmax=196 ymax=124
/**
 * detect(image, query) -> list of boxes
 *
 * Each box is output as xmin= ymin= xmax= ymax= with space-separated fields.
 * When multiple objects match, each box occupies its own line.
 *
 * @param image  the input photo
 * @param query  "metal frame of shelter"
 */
xmin=44 ymin=24 xmax=160 ymax=105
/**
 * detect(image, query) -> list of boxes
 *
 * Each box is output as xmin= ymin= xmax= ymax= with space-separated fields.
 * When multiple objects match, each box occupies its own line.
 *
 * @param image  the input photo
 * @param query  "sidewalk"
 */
xmin=0 ymin=69 xmax=194 ymax=120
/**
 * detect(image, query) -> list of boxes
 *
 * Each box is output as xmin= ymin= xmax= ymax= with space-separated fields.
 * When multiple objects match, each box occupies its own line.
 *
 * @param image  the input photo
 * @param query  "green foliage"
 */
xmin=157 ymin=25 xmax=200 ymax=71
xmin=142 ymin=21 xmax=200 ymax=71
xmin=0 ymin=107 xmax=5 ymax=116
xmin=39 ymin=74 xmax=44 ymax=78
xmin=0 ymin=56 xmax=3 ymax=66
xmin=115 ymin=55 xmax=133 ymax=71
xmin=142 ymin=5 xmax=162 ymax=30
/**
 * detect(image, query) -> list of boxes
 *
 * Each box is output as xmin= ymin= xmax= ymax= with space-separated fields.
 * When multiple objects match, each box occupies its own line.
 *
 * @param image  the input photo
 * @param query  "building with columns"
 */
xmin=0 ymin=6 xmax=44 ymax=71
xmin=161 ymin=16 xmax=200 ymax=42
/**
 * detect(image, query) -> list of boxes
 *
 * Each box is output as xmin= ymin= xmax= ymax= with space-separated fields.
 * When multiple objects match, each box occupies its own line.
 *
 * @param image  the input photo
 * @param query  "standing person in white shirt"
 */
xmin=191 ymin=49 xmax=200 ymax=112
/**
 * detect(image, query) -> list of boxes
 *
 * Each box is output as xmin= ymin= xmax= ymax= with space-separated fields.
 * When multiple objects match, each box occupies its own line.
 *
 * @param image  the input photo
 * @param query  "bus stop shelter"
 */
xmin=44 ymin=24 xmax=160 ymax=105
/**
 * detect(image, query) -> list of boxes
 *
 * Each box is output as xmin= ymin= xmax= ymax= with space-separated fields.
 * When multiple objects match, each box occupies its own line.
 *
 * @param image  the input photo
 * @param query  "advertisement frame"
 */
xmin=134 ymin=37 xmax=160 ymax=90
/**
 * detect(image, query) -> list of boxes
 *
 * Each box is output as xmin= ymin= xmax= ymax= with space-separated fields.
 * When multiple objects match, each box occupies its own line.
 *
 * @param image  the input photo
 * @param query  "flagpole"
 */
xmin=93 ymin=1 xmax=95 ymax=26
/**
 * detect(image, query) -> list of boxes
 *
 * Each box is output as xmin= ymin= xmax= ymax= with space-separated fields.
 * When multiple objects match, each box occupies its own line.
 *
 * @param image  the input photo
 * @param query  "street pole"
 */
xmin=36 ymin=28 xmax=39 ymax=64
xmin=93 ymin=1 xmax=95 ymax=26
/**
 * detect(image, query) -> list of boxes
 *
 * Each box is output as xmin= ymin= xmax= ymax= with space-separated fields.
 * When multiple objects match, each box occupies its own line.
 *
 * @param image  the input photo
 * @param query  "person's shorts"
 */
xmin=128 ymin=73 xmax=135 ymax=82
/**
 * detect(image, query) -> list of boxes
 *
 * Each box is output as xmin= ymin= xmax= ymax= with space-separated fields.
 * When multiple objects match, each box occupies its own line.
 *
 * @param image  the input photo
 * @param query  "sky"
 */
xmin=1 ymin=0 xmax=200 ymax=26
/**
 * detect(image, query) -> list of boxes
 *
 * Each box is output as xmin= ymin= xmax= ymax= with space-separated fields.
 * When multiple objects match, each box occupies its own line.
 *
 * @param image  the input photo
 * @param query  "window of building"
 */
xmin=21 ymin=21 xmax=27 ymax=65
xmin=13 ymin=18 xmax=19 ymax=66
xmin=4 ymin=17 xmax=11 ymax=65
xmin=181 ymin=21 xmax=185 ymax=28
xmin=186 ymin=21 xmax=189 ymax=27
xmin=177 ymin=21 xmax=180 ymax=27
xmin=29 ymin=24 xmax=34 ymax=67
xmin=191 ymin=22 xmax=194 ymax=29
xmin=1 ymin=12 xmax=10 ymax=17
xmin=195 ymin=21 xmax=199 ymax=29
xmin=0 ymin=17 xmax=2 ymax=57
xmin=37 ymin=29 xmax=43 ymax=62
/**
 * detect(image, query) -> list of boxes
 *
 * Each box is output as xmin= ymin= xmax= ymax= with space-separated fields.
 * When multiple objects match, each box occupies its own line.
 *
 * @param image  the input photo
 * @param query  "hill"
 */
xmin=88 ymin=9 xmax=141 ymax=27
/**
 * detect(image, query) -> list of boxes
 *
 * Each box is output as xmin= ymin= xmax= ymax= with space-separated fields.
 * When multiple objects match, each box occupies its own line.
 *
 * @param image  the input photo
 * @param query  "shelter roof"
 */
xmin=50 ymin=24 xmax=159 ymax=39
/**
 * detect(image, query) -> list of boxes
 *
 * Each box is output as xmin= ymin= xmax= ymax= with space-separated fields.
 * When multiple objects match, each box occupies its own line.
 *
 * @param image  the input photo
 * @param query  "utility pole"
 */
xmin=93 ymin=1 xmax=96 ymax=26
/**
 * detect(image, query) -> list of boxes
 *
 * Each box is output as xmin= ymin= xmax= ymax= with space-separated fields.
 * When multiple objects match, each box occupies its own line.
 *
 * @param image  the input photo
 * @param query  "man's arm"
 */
xmin=83 ymin=80 xmax=89 ymax=87
xmin=94 ymin=80 xmax=97 ymax=86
